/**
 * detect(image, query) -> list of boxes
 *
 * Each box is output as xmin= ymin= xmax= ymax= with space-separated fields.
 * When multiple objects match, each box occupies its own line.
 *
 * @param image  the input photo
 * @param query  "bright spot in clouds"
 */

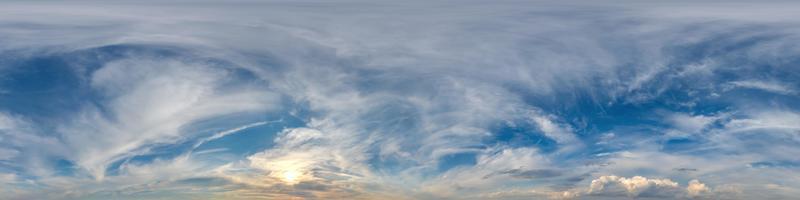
xmin=1 ymin=0 xmax=800 ymax=199
xmin=282 ymin=169 xmax=300 ymax=184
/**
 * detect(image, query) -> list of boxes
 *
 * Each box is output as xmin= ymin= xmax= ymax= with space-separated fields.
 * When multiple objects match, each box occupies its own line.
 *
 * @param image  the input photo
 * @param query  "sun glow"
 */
xmin=282 ymin=170 xmax=300 ymax=184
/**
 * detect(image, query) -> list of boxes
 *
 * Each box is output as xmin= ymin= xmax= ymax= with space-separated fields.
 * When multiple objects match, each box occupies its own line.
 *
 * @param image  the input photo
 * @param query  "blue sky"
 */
xmin=1 ymin=1 xmax=799 ymax=199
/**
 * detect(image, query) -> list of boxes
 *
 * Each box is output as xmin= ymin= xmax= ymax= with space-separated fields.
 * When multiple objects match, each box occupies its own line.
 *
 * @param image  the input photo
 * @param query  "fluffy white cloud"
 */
xmin=584 ymin=176 xmax=724 ymax=199
xmin=588 ymin=175 xmax=681 ymax=198
xmin=687 ymin=179 xmax=710 ymax=198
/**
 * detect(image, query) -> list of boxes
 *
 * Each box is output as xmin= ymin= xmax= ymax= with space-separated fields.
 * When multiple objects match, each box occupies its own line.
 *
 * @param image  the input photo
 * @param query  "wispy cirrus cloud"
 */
xmin=0 ymin=1 xmax=799 ymax=199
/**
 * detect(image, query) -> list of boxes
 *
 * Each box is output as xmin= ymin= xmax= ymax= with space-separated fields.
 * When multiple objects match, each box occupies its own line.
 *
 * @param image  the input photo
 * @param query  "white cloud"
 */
xmin=584 ymin=176 xmax=725 ymax=199
xmin=246 ymin=128 xmax=333 ymax=184
xmin=0 ymin=148 xmax=19 ymax=160
xmin=191 ymin=120 xmax=277 ymax=151
xmin=531 ymin=114 xmax=580 ymax=150
xmin=667 ymin=113 xmax=719 ymax=134
xmin=0 ymin=1 xmax=800 ymax=199
xmin=725 ymin=80 xmax=797 ymax=95
xmin=418 ymin=147 xmax=564 ymax=199
xmin=721 ymin=111 xmax=800 ymax=133
xmin=0 ymin=113 xmax=21 ymax=131
xmin=687 ymin=179 xmax=710 ymax=198
xmin=588 ymin=175 xmax=681 ymax=198
xmin=579 ymin=175 xmax=756 ymax=200
xmin=59 ymin=57 xmax=279 ymax=180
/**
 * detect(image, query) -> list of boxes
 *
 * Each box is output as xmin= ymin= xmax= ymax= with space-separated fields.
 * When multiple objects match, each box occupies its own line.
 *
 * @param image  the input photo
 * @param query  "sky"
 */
xmin=0 ymin=1 xmax=799 ymax=199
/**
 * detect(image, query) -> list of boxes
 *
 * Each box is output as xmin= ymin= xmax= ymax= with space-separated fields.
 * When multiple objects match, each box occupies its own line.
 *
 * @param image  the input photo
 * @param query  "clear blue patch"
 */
xmin=54 ymin=159 xmax=77 ymax=177
xmin=437 ymin=152 xmax=477 ymax=172
xmin=486 ymin=122 xmax=559 ymax=153
xmin=660 ymin=137 xmax=707 ymax=153
xmin=0 ymin=54 xmax=86 ymax=126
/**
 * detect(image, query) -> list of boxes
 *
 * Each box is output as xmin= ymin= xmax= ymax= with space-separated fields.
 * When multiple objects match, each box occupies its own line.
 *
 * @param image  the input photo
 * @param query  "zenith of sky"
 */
xmin=0 ymin=1 xmax=799 ymax=200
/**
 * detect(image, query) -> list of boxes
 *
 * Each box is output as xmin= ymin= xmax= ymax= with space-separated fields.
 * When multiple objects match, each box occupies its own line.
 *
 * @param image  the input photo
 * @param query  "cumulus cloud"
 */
xmin=687 ymin=179 xmax=711 ymax=198
xmin=584 ymin=176 xmax=723 ymax=199
xmin=588 ymin=175 xmax=681 ymax=198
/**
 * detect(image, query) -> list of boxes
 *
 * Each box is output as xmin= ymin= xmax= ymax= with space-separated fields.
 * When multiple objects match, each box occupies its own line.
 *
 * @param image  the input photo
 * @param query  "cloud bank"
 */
xmin=1 ymin=0 xmax=799 ymax=199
